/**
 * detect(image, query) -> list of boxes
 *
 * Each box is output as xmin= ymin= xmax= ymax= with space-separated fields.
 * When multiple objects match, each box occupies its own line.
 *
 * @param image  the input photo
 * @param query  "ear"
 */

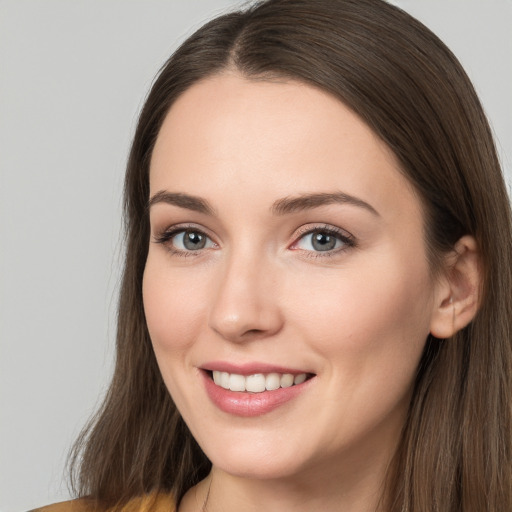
xmin=429 ymin=235 xmax=482 ymax=339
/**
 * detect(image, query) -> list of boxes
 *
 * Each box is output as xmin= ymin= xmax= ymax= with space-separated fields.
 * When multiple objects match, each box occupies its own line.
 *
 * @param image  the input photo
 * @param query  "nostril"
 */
xmin=244 ymin=329 xmax=264 ymax=337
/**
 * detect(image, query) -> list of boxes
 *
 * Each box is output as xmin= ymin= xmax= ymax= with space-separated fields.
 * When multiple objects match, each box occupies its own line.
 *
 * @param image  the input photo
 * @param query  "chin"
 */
xmin=196 ymin=428 xmax=316 ymax=481
xmin=211 ymin=455 xmax=306 ymax=481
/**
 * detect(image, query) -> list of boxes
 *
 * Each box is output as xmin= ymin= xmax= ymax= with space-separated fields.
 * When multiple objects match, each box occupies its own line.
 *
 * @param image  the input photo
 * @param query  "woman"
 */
xmin=34 ymin=0 xmax=512 ymax=510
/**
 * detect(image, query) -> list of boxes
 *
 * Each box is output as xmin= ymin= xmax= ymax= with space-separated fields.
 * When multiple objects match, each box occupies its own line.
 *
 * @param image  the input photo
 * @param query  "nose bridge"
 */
xmin=208 ymin=245 xmax=283 ymax=342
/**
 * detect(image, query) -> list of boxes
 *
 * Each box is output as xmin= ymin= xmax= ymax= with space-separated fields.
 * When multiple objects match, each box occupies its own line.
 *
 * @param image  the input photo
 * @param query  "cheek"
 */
xmin=284 ymin=254 xmax=434 ymax=444
xmin=142 ymin=253 xmax=207 ymax=356
xmin=287 ymin=250 xmax=434 ymax=368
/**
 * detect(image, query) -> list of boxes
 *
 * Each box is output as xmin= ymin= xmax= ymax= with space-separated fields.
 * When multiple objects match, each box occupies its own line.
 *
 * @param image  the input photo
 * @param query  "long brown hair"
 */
xmin=69 ymin=1 xmax=512 ymax=510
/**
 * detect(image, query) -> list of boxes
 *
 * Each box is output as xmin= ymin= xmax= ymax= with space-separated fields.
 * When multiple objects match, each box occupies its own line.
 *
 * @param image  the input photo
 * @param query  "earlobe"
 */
xmin=429 ymin=235 xmax=482 ymax=339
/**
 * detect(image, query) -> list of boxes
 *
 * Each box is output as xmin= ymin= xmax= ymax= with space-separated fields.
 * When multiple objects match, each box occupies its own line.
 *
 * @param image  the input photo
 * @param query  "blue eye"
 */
xmin=154 ymin=227 xmax=216 ymax=254
xmin=171 ymin=230 xmax=215 ymax=251
xmin=294 ymin=228 xmax=353 ymax=253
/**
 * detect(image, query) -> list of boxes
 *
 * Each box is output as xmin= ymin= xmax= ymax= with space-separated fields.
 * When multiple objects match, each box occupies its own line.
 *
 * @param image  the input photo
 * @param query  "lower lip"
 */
xmin=202 ymin=371 xmax=313 ymax=417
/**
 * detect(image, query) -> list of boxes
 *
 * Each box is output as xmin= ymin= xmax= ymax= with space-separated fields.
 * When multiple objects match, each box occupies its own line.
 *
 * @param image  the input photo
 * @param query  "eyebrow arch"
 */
xmin=147 ymin=191 xmax=215 ymax=215
xmin=271 ymin=192 xmax=380 ymax=216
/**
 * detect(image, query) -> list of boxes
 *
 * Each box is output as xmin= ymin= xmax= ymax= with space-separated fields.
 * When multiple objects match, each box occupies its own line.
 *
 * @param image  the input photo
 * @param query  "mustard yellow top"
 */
xmin=30 ymin=493 xmax=176 ymax=512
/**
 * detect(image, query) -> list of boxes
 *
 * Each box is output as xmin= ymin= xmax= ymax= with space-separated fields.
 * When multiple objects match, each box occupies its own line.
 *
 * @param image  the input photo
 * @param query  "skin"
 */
xmin=143 ymin=73 xmax=475 ymax=512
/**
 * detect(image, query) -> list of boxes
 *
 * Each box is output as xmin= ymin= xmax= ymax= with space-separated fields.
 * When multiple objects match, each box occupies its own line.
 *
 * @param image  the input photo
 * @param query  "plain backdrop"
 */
xmin=1 ymin=1 xmax=510 ymax=511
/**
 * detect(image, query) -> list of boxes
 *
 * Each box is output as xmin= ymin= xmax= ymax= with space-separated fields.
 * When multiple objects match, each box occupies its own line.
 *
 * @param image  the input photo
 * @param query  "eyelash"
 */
xmin=153 ymin=224 xmax=213 ymax=258
xmin=290 ymin=225 xmax=356 ymax=258
xmin=152 ymin=224 xmax=356 ymax=258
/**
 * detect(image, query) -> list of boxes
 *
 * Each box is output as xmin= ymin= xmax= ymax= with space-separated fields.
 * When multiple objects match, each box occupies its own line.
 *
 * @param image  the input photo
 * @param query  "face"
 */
xmin=143 ymin=73 xmax=441 ymax=483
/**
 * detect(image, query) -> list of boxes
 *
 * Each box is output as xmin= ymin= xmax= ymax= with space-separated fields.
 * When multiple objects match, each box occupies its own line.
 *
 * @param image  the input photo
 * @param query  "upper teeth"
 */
xmin=212 ymin=371 xmax=307 ymax=393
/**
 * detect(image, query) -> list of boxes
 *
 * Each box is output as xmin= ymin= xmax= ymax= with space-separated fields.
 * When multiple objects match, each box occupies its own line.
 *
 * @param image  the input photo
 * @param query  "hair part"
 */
xmin=69 ymin=1 xmax=512 ymax=510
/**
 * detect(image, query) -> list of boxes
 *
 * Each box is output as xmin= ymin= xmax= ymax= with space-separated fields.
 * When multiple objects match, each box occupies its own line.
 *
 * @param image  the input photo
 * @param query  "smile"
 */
xmin=202 ymin=367 xmax=315 ymax=417
xmin=212 ymin=371 xmax=308 ymax=393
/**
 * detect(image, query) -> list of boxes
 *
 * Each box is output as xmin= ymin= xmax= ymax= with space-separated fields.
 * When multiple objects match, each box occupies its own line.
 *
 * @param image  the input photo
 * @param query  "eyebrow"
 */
xmin=148 ymin=191 xmax=215 ymax=215
xmin=271 ymin=192 xmax=379 ymax=216
xmin=147 ymin=190 xmax=379 ymax=217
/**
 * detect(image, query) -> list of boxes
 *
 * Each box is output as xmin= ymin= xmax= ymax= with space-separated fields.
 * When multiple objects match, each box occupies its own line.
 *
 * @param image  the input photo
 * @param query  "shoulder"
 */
xmin=27 ymin=499 xmax=91 ymax=512
xmin=28 ymin=493 xmax=176 ymax=512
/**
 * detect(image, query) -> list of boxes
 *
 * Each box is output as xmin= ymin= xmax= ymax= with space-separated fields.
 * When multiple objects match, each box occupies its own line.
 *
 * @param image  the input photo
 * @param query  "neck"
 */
xmin=180 ymin=449 xmax=393 ymax=512
xmin=211 ymin=470 xmax=386 ymax=512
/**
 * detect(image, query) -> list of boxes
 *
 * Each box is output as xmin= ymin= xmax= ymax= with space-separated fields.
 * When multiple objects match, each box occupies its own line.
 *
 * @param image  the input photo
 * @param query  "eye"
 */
xmin=291 ymin=227 xmax=354 ymax=253
xmin=173 ymin=230 xmax=214 ymax=251
xmin=153 ymin=227 xmax=217 ymax=254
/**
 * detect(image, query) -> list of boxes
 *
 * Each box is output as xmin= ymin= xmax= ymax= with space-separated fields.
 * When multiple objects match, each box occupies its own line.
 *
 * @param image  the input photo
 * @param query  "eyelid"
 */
xmin=152 ymin=222 xmax=355 ymax=258
xmin=152 ymin=223 xmax=218 ymax=255
xmin=289 ymin=224 xmax=356 ymax=255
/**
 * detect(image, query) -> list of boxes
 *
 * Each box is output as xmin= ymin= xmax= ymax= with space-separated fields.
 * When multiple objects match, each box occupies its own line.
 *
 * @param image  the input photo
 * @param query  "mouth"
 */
xmin=206 ymin=370 xmax=313 ymax=393
xmin=201 ymin=368 xmax=315 ymax=417
xmin=200 ymin=362 xmax=316 ymax=416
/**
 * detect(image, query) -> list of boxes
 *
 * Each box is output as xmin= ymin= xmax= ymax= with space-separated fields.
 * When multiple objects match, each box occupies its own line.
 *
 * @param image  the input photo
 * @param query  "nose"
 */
xmin=208 ymin=253 xmax=284 ymax=343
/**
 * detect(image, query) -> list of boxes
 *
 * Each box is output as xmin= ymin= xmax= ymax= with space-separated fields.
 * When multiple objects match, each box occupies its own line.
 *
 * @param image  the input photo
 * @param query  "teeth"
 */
xmin=246 ymin=374 xmax=266 ymax=393
xmin=211 ymin=370 xmax=308 ymax=393
xmin=280 ymin=373 xmax=294 ymax=388
xmin=229 ymin=373 xmax=245 ymax=392
xmin=220 ymin=371 xmax=230 ymax=389
xmin=265 ymin=373 xmax=281 ymax=391
xmin=294 ymin=373 xmax=307 ymax=385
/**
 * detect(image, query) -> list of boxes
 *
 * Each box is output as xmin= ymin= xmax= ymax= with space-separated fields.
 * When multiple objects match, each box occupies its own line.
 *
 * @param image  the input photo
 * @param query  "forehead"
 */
xmin=150 ymin=72 xmax=420 ymax=221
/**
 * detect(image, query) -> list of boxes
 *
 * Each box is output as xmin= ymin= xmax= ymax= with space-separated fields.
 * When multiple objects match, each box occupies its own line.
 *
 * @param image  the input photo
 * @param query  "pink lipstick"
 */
xmin=201 ymin=362 xmax=314 ymax=417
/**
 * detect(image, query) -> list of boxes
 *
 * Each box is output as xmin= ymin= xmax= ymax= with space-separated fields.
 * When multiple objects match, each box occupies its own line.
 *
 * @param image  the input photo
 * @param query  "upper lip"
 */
xmin=201 ymin=361 xmax=312 ymax=376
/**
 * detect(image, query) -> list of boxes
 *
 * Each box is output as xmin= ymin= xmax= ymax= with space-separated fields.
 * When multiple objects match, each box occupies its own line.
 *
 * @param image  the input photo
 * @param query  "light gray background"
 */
xmin=1 ymin=1 xmax=510 ymax=511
